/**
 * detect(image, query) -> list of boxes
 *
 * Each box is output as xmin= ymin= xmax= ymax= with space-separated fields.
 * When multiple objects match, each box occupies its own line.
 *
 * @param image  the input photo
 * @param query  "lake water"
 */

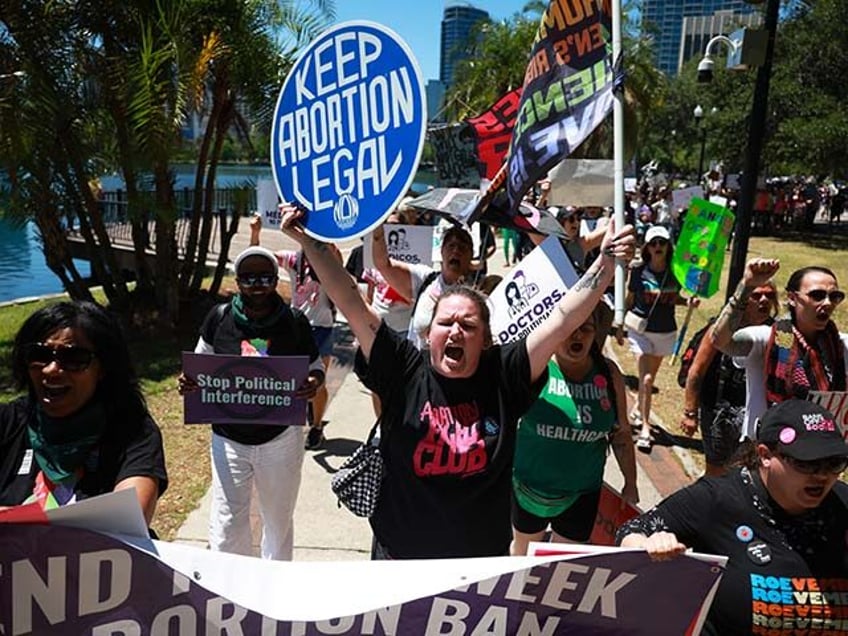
xmin=0 ymin=164 xmax=437 ymax=303
xmin=0 ymin=219 xmax=92 ymax=303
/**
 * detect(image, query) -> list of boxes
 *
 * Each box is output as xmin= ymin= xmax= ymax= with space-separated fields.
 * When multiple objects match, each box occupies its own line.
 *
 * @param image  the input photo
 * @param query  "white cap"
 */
xmin=645 ymin=225 xmax=671 ymax=244
xmin=233 ymin=246 xmax=279 ymax=275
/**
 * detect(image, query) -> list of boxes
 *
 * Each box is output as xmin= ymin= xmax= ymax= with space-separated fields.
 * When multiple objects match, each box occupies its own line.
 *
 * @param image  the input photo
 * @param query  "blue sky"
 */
xmin=331 ymin=1 xmax=532 ymax=82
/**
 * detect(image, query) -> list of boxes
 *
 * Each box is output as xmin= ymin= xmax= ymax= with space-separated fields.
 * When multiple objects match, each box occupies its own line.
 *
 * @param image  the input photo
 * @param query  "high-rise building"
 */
xmin=679 ymin=10 xmax=762 ymax=74
xmin=440 ymin=4 xmax=489 ymax=89
xmin=641 ymin=1 xmax=760 ymax=76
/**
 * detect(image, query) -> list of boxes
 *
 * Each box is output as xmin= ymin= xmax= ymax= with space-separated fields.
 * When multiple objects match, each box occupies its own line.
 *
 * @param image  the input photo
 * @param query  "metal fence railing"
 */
xmin=69 ymin=187 xmax=256 ymax=259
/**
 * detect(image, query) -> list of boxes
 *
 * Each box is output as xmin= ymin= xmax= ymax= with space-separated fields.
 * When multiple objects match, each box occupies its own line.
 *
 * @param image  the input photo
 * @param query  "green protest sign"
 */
xmin=672 ymin=197 xmax=735 ymax=298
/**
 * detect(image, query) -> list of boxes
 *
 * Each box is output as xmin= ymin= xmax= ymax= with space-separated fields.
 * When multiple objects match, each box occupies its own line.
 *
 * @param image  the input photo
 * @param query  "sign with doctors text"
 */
xmin=271 ymin=21 xmax=426 ymax=241
xmin=182 ymin=353 xmax=309 ymax=426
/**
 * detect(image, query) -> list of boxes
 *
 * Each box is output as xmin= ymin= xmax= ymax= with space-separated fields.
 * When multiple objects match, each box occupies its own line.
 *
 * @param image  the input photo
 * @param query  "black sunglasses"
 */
xmin=237 ymin=273 xmax=277 ymax=288
xmin=26 ymin=343 xmax=96 ymax=372
xmin=648 ymin=239 xmax=668 ymax=247
xmin=800 ymin=289 xmax=845 ymax=304
xmin=778 ymin=453 xmax=848 ymax=475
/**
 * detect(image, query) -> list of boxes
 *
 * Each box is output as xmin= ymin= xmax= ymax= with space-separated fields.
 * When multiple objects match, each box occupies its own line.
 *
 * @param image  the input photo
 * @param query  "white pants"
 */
xmin=209 ymin=428 xmax=304 ymax=560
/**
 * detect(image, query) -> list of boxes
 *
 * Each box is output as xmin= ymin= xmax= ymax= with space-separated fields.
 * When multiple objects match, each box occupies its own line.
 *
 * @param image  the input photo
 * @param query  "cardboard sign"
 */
xmin=672 ymin=186 xmax=704 ymax=211
xmin=589 ymin=484 xmax=641 ymax=546
xmin=363 ymin=223 xmax=433 ymax=269
xmin=271 ymin=21 xmax=426 ymax=241
xmin=182 ymin=353 xmax=309 ymax=426
xmin=672 ymin=197 xmax=735 ymax=297
xmin=488 ymin=236 xmax=580 ymax=345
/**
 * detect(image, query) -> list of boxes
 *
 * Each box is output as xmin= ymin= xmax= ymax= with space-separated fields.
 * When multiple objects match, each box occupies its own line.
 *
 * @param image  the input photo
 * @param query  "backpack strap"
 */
xmin=203 ymin=302 xmax=230 ymax=344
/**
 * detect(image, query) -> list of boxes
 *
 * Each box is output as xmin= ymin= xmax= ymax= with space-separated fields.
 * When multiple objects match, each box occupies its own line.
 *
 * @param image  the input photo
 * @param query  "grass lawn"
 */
xmin=609 ymin=228 xmax=848 ymax=476
xmin=0 ymin=227 xmax=844 ymax=538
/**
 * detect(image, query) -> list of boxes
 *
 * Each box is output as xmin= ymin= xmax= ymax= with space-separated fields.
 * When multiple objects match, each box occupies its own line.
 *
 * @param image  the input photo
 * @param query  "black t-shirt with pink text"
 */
xmin=617 ymin=468 xmax=848 ymax=635
xmin=355 ymin=323 xmax=545 ymax=559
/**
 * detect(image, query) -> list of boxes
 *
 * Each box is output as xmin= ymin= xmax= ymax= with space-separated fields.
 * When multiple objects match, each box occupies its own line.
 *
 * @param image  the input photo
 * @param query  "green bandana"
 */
xmin=27 ymin=401 xmax=106 ymax=485
xmin=231 ymin=293 xmax=288 ymax=335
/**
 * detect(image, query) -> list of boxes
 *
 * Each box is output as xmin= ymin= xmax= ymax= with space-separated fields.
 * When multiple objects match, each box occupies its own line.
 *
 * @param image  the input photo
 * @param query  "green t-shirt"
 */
xmin=513 ymin=357 xmax=617 ymax=517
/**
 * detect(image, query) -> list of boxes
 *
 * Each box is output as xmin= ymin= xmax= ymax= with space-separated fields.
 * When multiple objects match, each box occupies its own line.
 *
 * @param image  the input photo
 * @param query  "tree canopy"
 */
xmin=0 ymin=0 xmax=334 ymax=326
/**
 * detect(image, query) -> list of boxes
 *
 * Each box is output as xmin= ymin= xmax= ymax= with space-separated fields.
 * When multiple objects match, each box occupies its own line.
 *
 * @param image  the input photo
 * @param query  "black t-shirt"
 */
xmin=619 ymin=469 xmax=848 ymax=635
xmin=355 ymin=323 xmax=546 ymax=558
xmin=628 ymin=264 xmax=679 ymax=333
xmin=0 ymin=397 xmax=168 ymax=506
xmin=200 ymin=301 xmax=319 ymax=445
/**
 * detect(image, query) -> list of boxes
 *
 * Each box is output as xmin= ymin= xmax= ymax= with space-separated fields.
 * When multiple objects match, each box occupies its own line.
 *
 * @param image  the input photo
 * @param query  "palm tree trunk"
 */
xmin=190 ymin=94 xmax=234 ymax=294
xmin=179 ymin=82 xmax=225 ymax=290
xmin=153 ymin=164 xmax=180 ymax=326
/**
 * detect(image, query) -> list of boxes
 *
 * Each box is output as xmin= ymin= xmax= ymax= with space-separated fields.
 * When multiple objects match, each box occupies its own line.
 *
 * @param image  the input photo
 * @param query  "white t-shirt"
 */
xmin=363 ymin=267 xmax=412 ymax=333
xmin=733 ymin=325 xmax=848 ymax=439
xmin=277 ymin=250 xmax=335 ymax=328
xmin=406 ymin=264 xmax=445 ymax=349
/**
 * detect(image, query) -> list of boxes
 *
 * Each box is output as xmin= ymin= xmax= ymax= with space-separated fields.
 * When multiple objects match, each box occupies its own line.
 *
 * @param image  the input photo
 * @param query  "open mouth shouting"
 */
xmin=444 ymin=343 xmax=465 ymax=368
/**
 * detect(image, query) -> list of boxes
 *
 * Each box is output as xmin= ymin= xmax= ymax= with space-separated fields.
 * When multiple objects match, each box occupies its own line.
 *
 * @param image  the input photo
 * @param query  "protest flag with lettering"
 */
xmin=506 ymin=0 xmax=616 ymax=209
xmin=671 ymin=197 xmax=735 ymax=298
xmin=465 ymin=88 xmax=523 ymax=181
xmin=407 ymin=187 xmax=567 ymax=239
xmin=428 ymin=122 xmax=481 ymax=188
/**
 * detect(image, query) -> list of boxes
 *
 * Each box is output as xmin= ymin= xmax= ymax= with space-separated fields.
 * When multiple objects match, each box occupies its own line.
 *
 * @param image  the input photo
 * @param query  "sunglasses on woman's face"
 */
xmin=800 ymin=289 xmax=845 ymax=304
xmin=779 ymin=453 xmax=848 ymax=475
xmin=648 ymin=239 xmax=668 ymax=247
xmin=237 ymin=273 xmax=277 ymax=288
xmin=25 ymin=343 xmax=96 ymax=372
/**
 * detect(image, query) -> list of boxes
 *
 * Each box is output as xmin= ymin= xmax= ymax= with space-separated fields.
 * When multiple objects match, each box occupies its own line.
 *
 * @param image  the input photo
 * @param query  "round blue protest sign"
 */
xmin=271 ymin=21 xmax=426 ymax=241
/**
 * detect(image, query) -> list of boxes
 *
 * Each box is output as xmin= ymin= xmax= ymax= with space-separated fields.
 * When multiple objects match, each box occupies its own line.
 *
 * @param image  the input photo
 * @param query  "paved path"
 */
xmin=174 ymin=309 xmax=697 ymax=559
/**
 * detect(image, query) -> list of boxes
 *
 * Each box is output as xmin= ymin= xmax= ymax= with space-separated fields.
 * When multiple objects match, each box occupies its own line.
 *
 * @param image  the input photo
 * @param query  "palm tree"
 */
xmin=1 ymin=0 xmax=335 ymax=326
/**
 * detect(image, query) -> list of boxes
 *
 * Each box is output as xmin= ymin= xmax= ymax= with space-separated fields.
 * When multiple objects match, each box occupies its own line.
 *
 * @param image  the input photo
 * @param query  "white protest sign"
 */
xmin=548 ymin=159 xmax=615 ymax=207
xmin=256 ymin=178 xmax=280 ymax=226
xmin=672 ymin=186 xmax=703 ymax=211
xmin=488 ymin=236 xmax=580 ymax=345
xmin=363 ymin=224 xmax=434 ymax=268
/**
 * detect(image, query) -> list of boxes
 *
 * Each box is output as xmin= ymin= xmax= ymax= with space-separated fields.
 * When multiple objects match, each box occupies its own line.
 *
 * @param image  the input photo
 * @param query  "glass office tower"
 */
xmin=641 ymin=0 xmax=760 ymax=76
xmin=440 ymin=4 xmax=489 ymax=89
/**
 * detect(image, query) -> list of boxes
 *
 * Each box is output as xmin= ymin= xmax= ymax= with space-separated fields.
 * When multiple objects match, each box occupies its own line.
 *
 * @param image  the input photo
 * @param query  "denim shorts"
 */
xmin=311 ymin=325 xmax=335 ymax=357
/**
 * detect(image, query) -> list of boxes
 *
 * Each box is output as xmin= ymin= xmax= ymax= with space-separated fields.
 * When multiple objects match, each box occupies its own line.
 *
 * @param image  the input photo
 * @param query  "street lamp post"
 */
xmin=725 ymin=0 xmax=780 ymax=301
xmin=694 ymin=105 xmax=706 ymax=185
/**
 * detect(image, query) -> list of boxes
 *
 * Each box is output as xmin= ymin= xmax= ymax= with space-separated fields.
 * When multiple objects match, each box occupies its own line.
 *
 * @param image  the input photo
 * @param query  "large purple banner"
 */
xmin=0 ymin=524 xmax=723 ymax=635
xmin=182 ymin=353 xmax=309 ymax=426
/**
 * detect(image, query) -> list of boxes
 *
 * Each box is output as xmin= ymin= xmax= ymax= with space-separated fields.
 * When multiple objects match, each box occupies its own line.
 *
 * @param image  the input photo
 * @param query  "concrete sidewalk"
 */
xmin=173 ymin=354 xmax=679 ymax=560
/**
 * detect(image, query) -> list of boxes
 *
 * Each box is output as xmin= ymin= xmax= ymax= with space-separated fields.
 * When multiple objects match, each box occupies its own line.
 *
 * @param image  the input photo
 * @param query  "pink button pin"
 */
xmin=779 ymin=427 xmax=796 ymax=444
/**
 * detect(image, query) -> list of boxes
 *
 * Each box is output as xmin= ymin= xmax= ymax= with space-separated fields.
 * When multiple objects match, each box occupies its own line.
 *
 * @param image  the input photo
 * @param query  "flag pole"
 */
xmin=611 ymin=0 xmax=626 ymax=328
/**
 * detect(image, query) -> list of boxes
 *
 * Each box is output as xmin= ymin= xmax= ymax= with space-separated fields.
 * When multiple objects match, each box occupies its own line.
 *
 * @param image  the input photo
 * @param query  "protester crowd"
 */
xmin=2 ymin=173 xmax=846 ymax=635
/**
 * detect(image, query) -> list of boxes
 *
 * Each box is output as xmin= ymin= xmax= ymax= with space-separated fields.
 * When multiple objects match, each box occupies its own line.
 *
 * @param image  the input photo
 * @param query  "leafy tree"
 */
xmin=0 ymin=0 xmax=334 ymax=326
xmin=638 ymin=0 xmax=848 ymax=181
xmin=445 ymin=13 xmax=537 ymax=121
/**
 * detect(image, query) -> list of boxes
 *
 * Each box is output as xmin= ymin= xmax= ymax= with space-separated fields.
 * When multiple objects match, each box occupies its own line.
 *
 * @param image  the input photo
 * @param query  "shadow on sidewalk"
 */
xmin=307 ymin=437 xmax=367 ymax=474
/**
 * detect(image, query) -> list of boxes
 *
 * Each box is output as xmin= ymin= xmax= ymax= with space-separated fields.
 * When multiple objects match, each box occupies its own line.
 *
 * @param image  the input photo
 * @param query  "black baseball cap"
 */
xmin=757 ymin=400 xmax=848 ymax=460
